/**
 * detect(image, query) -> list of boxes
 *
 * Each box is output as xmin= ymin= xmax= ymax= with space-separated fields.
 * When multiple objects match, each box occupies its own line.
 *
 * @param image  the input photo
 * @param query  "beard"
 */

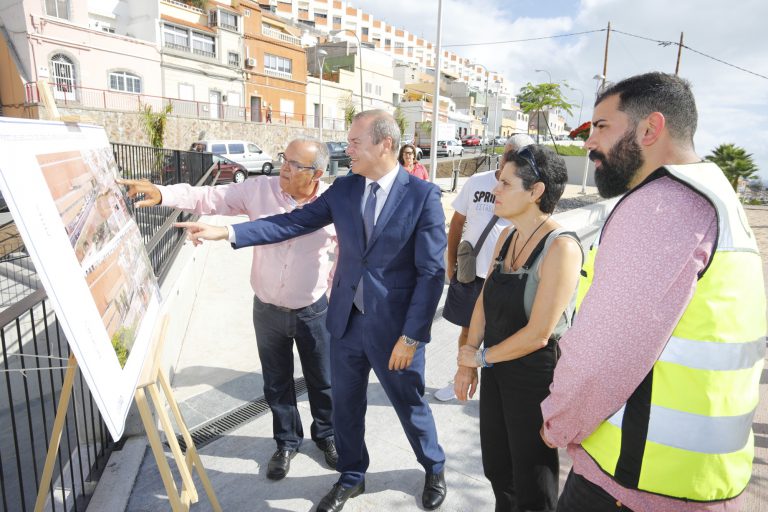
xmin=590 ymin=128 xmax=644 ymax=198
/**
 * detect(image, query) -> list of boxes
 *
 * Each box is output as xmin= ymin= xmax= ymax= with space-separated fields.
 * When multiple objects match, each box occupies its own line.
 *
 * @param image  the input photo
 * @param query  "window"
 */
xmin=179 ymin=83 xmax=194 ymax=100
xmin=362 ymin=27 xmax=369 ymax=36
xmin=163 ymin=24 xmax=215 ymax=58
xmin=395 ymin=42 xmax=403 ymax=49
xmin=109 ymin=71 xmax=141 ymax=93
xmin=228 ymin=52 xmax=240 ymax=67
xmin=333 ymin=16 xmax=341 ymax=24
xmin=385 ymin=38 xmax=391 ymax=48
xmin=163 ymin=24 xmax=189 ymax=50
xmin=228 ymin=143 xmax=245 ymax=154
xmin=364 ymin=82 xmax=372 ymax=94
xmin=45 ymin=0 xmax=69 ymax=19
xmin=50 ymin=54 xmax=75 ymax=100
xmin=219 ymin=10 xmax=238 ymax=31
xmin=315 ymin=12 xmax=327 ymax=19
xmin=191 ymin=32 xmax=215 ymax=58
xmin=375 ymin=85 xmax=382 ymax=96
xmin=211 ymin=144 xmax=227 ymax=154
xmin=264 ymin=53 xmax=292 ymax=77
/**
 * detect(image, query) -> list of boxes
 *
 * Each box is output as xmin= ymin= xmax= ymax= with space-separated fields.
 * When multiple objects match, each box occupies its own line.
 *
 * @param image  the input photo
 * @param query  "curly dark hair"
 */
xmin=502 ymin=145 xmax=567 ymax=214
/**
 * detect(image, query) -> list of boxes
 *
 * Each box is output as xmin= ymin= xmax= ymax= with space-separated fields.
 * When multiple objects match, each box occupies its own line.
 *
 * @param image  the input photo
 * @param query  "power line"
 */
xmin=442 ymin=29 xmax=606 ymax=48
xmin=611 ymin=29 xmax=768 ymax=81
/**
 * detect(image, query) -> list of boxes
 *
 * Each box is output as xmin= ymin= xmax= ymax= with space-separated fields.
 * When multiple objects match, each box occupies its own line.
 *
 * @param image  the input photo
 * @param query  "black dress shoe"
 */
xmin=316 ymin=481 xmax=365 ymax=512
xmin=266 ymin=448 xmax=297 ymax=480
xmin=422 ymin=470 xmax=447 ymax=510
xmin=316 ymin=438 xmax=338 ymax=469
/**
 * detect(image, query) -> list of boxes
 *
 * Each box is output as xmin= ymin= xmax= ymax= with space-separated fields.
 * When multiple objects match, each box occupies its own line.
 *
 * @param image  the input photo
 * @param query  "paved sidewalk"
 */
xmin=94 ymin=185 xmax=767 ymax=512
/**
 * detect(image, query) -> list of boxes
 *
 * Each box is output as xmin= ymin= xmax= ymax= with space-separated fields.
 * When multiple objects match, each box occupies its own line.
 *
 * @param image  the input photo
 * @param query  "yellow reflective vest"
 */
xmin=576 ymin=163 xmax=766 ymax=501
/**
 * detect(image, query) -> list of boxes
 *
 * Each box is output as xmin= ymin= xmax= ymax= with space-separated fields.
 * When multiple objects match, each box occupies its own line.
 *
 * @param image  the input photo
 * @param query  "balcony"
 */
xmin=263 ymin=67 xmax=292 ymax=79
xmin=261 ymin=26 xmax=301 ymax=46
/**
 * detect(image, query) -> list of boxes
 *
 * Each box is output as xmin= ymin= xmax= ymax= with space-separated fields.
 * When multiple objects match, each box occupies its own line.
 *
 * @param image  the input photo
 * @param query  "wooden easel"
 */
xmin=33 ymin=318 xmax=222 ymax=511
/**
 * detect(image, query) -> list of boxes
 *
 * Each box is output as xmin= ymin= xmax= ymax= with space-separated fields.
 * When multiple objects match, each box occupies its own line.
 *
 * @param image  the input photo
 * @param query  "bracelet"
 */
xmin=474 ymin=349 xmax=483 ymax=367
xmin=481 ymin=348 xmax=494 ymax=368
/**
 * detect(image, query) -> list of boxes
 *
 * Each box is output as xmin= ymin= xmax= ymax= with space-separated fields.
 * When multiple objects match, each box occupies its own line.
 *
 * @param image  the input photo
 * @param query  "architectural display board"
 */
xmin=0 ymin=118 xmax=160 ymax=439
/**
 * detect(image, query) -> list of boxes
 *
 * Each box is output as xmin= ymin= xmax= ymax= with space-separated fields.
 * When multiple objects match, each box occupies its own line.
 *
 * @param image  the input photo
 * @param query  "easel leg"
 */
xmin=135 ymin=387 xmax=187 ymax=511
xmin=34 ymin=354 xmax=77 ymax=512
xmin=159 ymin=371 xmax=223 ymax=512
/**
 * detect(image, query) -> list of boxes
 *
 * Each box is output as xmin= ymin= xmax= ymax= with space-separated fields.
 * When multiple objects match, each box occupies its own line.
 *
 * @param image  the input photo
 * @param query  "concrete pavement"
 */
xmin=89 ymin=181 xmax=768 ymax=512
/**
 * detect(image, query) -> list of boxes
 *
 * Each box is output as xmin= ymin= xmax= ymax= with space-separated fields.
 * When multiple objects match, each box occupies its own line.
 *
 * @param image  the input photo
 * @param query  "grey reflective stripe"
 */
xmin=658 ymin=336 xmax=766 ymax=371
xmin=603 ymin=404 xmax=755 ymax=454
xmin=647 ymin=405 xmax=755 ymax=454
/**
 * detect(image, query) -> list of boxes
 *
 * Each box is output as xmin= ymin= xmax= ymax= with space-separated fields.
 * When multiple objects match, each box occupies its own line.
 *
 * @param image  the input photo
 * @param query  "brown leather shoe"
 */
xmin=422 ymin=470 xmax=447 ymax=509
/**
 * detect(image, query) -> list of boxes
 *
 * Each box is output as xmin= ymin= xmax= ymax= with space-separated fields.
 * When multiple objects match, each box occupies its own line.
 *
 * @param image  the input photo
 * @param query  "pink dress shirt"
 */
xmin=159 ymin=176 xmax=336 ymax=310
xmin=405 ymin=162 xmax=428 ymax=180
xmin=541 ymin=176 xmax=743 ymax=511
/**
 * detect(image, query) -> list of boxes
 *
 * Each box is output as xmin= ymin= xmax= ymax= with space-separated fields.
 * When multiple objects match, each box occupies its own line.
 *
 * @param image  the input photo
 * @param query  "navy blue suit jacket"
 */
xmin=231 ymin=167 xmax=446 ymax=344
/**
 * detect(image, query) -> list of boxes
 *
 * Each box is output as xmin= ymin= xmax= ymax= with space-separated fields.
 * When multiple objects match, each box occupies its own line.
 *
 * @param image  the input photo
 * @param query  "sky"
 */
xmin=351 ymin=0 xmax=768 ymax=181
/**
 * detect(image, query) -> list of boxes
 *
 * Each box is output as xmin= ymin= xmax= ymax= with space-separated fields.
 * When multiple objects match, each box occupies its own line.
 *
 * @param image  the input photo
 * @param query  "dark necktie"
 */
xmin=354 ymin=182 xmax=380 ymax=312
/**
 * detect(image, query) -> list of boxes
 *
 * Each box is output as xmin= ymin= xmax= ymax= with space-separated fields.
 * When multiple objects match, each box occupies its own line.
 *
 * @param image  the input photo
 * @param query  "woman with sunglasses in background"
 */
xmin=453 ymin=145 xmax=583 ymax=511
xmin=398 ymin=143 xmax=428 ymax=180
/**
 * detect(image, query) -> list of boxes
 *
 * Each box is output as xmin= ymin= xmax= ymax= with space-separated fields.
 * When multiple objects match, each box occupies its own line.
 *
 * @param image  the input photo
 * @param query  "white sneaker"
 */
xmin=434 ymin=383 xmax=456 ymax=401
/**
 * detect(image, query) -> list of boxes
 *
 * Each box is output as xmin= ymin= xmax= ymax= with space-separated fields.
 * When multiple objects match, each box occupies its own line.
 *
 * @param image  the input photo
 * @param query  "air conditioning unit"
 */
xmin=246 ymin=58 xmax=256 ymax=67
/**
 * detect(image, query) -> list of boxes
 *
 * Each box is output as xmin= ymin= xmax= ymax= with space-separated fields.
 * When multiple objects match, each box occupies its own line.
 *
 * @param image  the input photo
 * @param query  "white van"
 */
xmin=193 ymin=140 xmax=275 ymax=175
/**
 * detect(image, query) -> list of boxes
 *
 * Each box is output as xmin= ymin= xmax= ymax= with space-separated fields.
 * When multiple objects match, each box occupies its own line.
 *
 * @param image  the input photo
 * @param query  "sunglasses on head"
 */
xmin=517 ymin=146 xmax=541 ymax=181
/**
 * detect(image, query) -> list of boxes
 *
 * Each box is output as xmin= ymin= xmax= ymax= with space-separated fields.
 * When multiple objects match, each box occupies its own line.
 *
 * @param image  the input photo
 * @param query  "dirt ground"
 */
xmin=747 ymin=206 xmax=768 ymax=281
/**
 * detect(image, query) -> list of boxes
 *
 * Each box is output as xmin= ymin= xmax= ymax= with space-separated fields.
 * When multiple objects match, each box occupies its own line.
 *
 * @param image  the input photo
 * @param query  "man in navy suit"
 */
xmin=178 ymin=110 xmax=448 ymax=511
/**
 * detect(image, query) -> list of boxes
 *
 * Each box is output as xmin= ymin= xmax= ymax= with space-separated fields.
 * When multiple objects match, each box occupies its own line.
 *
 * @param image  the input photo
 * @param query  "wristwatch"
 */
xmin=401 ymin=335 xmax=420 ymax=347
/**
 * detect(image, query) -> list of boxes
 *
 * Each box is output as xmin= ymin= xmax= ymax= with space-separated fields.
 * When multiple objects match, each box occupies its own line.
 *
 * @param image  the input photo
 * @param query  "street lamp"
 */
xmin=567 ymin=85 xmax=584 ymax=127
xmin=317 ymin=49 xmax=328 ymax=142
xmin=492 ymin=80 xmax=502 ymax=139
xmin=469 ymin=62 xmax=495 ymax=141
xmin=579 ymin=74 xmax=607 ymax=194
xmin=330 ymin=29 xmax=364 ymax=113
xmin=535 ymin=69 xmax=552 ymax=83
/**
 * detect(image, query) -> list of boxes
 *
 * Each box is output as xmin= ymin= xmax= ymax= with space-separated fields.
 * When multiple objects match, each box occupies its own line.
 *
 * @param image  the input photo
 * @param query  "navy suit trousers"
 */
xmin=330 ymin=309 xmax=445 ymax=487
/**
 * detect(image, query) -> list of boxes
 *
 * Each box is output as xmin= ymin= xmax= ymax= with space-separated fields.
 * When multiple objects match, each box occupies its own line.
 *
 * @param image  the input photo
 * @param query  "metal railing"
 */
xmin=23 ymin=82 xmax=347 ymax=129
xmin=0 ymin=144 xmax=216 ymax=511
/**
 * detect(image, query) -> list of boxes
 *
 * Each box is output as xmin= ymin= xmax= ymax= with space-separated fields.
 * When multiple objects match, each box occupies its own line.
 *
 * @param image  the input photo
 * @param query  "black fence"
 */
xmin=0 ymin=144 xmax=215 ymax=511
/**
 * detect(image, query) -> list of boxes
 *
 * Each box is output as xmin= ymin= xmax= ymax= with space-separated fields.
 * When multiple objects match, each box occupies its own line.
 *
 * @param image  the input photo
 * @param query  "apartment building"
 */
xmin=0 ymin=0 xmax=161 ymax=118
xmin=158 ymin=0 xmax=246 ymax=119
xmin=241 ymin=0 xmax=307 ymax=123
xmin=261 ymin=0 xmax=508 ymax=93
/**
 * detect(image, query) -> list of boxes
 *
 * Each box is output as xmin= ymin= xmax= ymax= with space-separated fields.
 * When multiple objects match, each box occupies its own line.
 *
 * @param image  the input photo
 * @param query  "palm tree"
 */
xmin=705 ymin=143 xmax=759 ymax=191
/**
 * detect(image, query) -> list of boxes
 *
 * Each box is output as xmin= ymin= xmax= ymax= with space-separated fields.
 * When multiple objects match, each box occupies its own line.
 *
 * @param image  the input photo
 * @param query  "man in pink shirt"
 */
xmin=541 ymin=73 xmax=765 ymax=511
xmin=121 ymin=138 xmax=338 ymax=481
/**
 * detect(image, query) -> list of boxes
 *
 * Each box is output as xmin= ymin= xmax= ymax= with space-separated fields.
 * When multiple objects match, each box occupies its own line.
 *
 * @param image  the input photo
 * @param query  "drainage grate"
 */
xmin=174 ymin=377 xmax=308 ymax=451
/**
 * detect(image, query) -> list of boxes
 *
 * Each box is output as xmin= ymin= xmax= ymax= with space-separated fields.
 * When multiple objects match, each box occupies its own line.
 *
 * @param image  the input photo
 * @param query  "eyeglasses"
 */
xmin=402 ymin=151 xmax=414 ymax=156
xmin=517 ymin=146 xmax=542 ymax=181
xmin=277 ymin=152 xmax=316 ymax=172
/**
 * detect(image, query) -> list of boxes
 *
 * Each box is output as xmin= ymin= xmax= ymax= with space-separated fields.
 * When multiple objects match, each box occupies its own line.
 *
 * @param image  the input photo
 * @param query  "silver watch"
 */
xmin=401 ymin=335 xmax=419 ymax=347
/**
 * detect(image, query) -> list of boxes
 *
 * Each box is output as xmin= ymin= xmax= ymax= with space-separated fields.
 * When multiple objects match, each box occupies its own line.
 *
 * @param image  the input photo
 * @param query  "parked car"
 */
xmin=461 ymin=135 xmax=481 ymax=147
xmin=192 ymin=140 xmax=274 ymax=175
xmin=436 ymin=139 xmax=463 ymax=157
xmin=212 ymin=154 xmax=248 ymax=183
xmin=326 ymin=141 xmax=351 ymax=170
xmin=493 ymin=136 xmax=507 ymax=145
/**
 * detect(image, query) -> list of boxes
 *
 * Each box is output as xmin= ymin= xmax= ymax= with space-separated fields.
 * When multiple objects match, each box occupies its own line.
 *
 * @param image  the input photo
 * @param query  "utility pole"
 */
xmin=602 ymin=21 xmax=611 ymax=89
xmin=675 ymin=32 xmax=684 ymax=75
xmin=428 ymin=0 xmax=443 ymax=183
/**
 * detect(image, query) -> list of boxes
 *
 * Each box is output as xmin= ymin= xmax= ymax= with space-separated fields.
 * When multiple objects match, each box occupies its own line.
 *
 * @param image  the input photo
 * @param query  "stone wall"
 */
xmin=48 ymin=105 xmax=349 ymax=158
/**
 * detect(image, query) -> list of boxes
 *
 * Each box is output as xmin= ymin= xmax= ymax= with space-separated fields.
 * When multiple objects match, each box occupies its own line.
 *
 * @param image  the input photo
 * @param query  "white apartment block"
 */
xmin=262 ymin=0 xmax=508 ymax=93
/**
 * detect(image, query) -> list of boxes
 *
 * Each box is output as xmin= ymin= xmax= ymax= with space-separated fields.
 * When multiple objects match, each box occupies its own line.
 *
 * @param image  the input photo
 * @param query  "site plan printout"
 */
xmin=0 ymin=118 xmax=161 ymax=439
